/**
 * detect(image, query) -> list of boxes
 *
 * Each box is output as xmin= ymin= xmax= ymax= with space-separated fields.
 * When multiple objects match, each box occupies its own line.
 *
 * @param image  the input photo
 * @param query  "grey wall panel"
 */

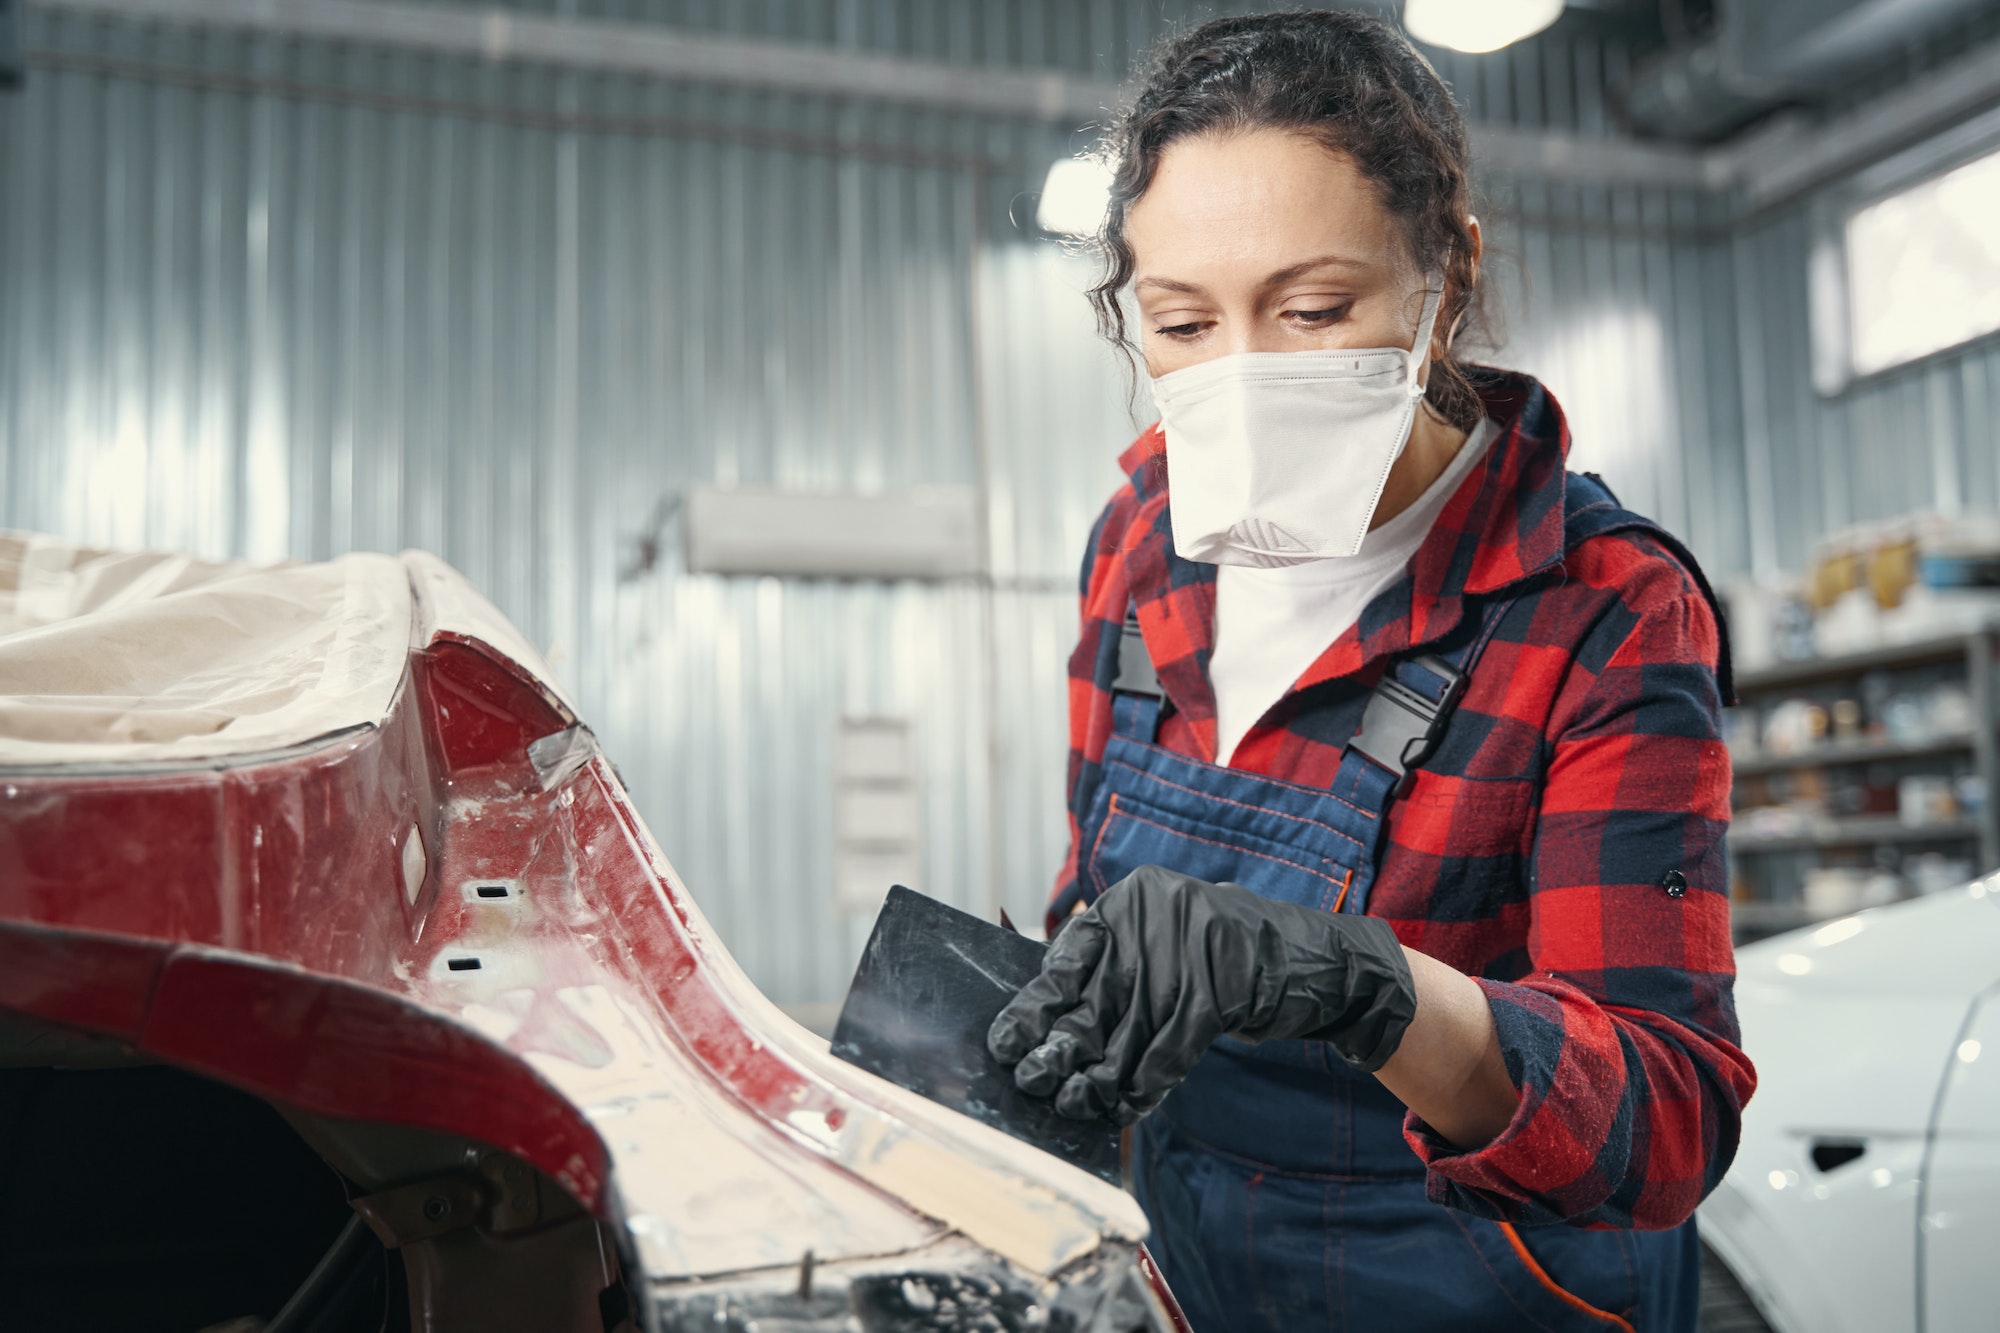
xmin=1722 ymin=206 xmax=2000 ymax=579
xmin=1474 ymin=174 xmax=1746 ymax=575
xmin=0 ymin=4 xmax=1745 ymax=1009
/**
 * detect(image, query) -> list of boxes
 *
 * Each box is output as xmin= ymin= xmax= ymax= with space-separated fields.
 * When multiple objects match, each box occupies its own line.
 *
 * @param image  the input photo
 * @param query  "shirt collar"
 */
xmin=1113 ymin=370 xmax=1576 ymax=723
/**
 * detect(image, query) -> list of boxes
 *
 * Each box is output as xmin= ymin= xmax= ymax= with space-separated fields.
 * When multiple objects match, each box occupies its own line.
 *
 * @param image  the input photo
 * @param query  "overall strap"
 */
xmin=1327 ymin=468 xmax=1735 ymax=915
xmin=1355 ymin=473 xmax=1660 ymax=778
xmin=1328 ymin=591 xmax=1522 ymax=914
xmin=1566 ymin=471 xmax=1736 ymax=705
xmin=1109 ymin=607 xmax=1166 ymax=741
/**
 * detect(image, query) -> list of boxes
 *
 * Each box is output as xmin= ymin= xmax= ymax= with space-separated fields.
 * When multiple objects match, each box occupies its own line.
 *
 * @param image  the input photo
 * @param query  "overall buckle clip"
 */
xmin=1113 ymin=614 xmax=1162 ymax=699
xmin=1349 ymin=655 xmax=1466 ymax=795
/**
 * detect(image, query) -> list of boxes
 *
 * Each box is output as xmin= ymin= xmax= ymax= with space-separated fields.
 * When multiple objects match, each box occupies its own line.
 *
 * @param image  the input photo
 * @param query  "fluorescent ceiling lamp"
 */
xmin=1404 ymin=0 xmax=1564 ymax=54
xmin=1036 ymin=157 xmax=1114 ymax=238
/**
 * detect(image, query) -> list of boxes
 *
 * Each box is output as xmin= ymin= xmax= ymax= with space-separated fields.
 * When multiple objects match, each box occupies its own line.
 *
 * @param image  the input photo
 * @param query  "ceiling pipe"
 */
xmin=1626 ymin=0 xmax=1996 ymax=142
xmin=22 ymin=0 xmax=2000 ymax=210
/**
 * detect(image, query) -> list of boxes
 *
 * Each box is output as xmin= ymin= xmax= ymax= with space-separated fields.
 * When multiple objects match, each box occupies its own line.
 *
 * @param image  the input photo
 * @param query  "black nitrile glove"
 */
xmin=987 ymin=865 xmax=1417 ymax=1125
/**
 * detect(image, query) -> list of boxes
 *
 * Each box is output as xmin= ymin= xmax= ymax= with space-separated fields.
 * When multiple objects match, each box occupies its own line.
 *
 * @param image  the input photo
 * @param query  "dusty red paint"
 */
xmin=416 ymin=636 xmax=571 ymax=776
xmin=0 ymin=622 xmax=837 ymax=1216
xmin=1139 ymin=1245 xmax=1193 ymax=1332
xmin=0 ymin=559 xmax=1189 ymax=1327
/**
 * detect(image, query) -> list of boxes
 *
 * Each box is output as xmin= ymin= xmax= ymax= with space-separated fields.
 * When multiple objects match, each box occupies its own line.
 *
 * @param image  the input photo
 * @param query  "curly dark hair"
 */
xmin=1089 ymin=9 xmax=1489 ymax=429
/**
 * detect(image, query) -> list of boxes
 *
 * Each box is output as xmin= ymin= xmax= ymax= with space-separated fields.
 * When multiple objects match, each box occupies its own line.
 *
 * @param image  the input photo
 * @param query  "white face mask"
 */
xmin=1148 ymin=283 xmax=1444 ymax=565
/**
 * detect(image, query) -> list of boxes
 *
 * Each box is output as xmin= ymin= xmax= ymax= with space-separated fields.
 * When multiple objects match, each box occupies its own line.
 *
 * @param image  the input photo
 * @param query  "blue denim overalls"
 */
xmin=1081 ymin=475 xmax=1710 ymax=1333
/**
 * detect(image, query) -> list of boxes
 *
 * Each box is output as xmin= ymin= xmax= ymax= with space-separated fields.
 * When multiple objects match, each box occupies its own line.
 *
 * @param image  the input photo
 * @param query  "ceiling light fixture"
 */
xmin=1404 ymin=0 xmax=1564 ymax=54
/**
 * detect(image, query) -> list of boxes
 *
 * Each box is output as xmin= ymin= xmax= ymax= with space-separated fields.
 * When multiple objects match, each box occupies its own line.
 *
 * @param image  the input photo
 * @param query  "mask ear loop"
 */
xmin=1406 ymin=282 xmax=1446 ymax=399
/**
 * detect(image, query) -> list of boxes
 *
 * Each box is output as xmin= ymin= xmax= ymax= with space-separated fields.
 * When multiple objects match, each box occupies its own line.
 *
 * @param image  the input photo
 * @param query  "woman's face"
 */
xmin=1124 ymin=128 xmax=1458 ymax=379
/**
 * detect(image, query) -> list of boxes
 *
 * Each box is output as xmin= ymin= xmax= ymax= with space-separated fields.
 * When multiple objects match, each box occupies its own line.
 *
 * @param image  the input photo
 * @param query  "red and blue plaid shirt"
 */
xmin=1053 ymin=371 xmax=1755 ymax=1231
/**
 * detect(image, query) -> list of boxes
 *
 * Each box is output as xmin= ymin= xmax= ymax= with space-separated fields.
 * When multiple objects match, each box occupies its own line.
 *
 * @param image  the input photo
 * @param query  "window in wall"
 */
xmin=1844 ymin=146 xmax=2000 ymax=378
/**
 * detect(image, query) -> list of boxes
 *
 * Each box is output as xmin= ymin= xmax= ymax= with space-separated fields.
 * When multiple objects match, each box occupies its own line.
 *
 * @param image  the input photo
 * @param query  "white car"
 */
xmin=1699 ymin=876 xmax=2000 ymax=1333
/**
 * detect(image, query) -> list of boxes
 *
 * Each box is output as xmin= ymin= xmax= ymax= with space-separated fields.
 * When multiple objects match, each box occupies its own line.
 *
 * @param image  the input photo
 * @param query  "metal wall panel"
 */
xmin=0 ymin=3 xmax=1732 ymax=1011
xmin=1724 ymin=205 xmax=2000 ymax=579
xmin=1477 ymin=178 xmax=1751 ymax=577
xmin=364 ymin=0 xmax=1653 ymax=134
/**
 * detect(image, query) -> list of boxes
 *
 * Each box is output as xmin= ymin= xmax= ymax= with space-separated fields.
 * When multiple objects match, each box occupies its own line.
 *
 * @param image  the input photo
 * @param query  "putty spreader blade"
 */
xmin=830 ymin=885 xmax=1121 ymax=1185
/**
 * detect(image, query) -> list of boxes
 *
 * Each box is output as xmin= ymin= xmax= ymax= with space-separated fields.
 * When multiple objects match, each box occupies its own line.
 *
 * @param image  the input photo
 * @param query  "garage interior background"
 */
xmin=3 ymin=0 xmax=1998 ymax=1026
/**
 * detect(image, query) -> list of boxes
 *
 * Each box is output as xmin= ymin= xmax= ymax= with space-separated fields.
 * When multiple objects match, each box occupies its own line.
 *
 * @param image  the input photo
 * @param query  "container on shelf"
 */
xmin=1723 ymin=626 xmax=1999 ymax=944
xmin=1899 ymin=773 xmax=1961 ymax=826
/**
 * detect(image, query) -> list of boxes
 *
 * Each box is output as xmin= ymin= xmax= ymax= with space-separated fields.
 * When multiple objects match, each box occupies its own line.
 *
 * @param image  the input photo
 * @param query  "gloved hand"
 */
xmin=987 ymin=865 xmax=1417 ymax=1124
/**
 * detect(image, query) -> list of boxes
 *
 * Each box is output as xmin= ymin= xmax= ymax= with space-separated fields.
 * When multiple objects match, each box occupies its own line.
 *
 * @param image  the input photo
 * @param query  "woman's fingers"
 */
xmin=1052 ymin=941 xmax=1168 ymax=1121
xmin=1013 ymin=1026 xmax=1093 ymax=1096
xmin=1057 ymin=1066 xmax=1114 ymax=1120
xmin=995 ymin=870 xmax=1207 ymax=1119
xmin=1055 ymin=939 xmax=1228 ymax=1123
xmin=1053 ymin=971 xmax=1146 ymax=1119
xmin=987 ymin=915 xmax=1110 ymax=1064
xmin=1115 ymin=982 xmax=1218 ymax=1121
xmin=1013 ymin=924 xmax=1135 ymax=1104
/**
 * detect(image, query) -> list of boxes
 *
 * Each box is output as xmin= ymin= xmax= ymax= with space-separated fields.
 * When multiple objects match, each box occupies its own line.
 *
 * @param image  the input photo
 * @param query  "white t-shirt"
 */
xmin=1208 ymin=417 xmax=1499 ymax=766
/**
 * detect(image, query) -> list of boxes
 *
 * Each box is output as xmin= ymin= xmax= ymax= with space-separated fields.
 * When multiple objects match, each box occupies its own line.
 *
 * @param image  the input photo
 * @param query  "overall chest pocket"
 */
xmin=1083 ymin=749 xmax=1368 ymax=913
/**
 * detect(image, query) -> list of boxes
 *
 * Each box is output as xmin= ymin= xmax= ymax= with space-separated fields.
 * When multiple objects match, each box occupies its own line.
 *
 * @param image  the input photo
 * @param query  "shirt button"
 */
xmin=1661 ymin=870 xmax=1687 ymax=898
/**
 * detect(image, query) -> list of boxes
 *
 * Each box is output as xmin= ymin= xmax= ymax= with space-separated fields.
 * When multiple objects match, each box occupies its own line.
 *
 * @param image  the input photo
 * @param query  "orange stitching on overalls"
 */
xmin=1104 ymin=758 xmax=1369 ymax=855
xmin=1327 ymin=765 xmax=1382 ymax=818
xmin=1087 ymin=794 xmax=1122 ymax=894
xmin=1322 ymin=786 xmax=1377 ymax=819
xmin=1497 ymin=1222 xmax=1638 ymax=1333
xmin=1440 ymin=1212 xmax=1568 ymax=1333
xmin=1329 ymin=868 xmax=1354 ymax=913
xmin=1102 ymin=803 xmax=1348 ymax=893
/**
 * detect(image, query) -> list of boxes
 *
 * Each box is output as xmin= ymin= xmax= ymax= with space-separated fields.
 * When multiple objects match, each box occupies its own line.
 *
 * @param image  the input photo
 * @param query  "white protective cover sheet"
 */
xmin=0 ymin=532 xmax=411 ymax=765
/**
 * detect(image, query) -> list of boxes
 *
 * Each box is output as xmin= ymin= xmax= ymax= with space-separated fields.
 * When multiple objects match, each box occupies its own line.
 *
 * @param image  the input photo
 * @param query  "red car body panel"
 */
xmin=0 ymin=545 xmax=1175 ymax=1331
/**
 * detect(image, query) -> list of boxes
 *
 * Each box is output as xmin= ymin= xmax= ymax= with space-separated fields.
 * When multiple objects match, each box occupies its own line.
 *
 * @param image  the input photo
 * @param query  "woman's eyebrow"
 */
xmin=1260 ymin=254 xmax=1371 ymax=287
xmin=1134 ymin=274 xmax=1207 ymax=297
xmin=1134 ymin=254 xmax=1372 ymax=300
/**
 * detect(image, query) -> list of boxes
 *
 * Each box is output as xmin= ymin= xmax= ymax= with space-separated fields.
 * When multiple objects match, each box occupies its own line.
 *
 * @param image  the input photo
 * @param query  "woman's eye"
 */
xmin=1152 ymin=321 xmax=1208 ymax=340
xmin=1284 ymin=306 xmax=1349 ymax=327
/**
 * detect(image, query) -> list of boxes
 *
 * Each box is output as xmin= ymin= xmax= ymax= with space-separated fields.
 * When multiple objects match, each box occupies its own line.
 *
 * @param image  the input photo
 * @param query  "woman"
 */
xmin=987 ymin=12 xmax=1755 ymax=1332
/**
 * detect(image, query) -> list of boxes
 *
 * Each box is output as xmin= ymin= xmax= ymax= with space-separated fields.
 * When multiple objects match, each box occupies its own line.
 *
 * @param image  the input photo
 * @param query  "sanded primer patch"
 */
xmin=619 ymin=817 xmax=1148 ymax=1275
xmin=520 ymin=984 xmax=938 ymax=1278
xmin=830 ymin=1110 xmax=1112 ymax=1274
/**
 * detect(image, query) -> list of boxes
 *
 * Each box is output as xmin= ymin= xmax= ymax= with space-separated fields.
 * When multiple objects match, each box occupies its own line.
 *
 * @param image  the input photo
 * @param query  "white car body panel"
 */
xmin=1699 ymin=881 xmax=2000 ymax=1333
xmin=1922 ymin=983 xmax=2000 ymax=1332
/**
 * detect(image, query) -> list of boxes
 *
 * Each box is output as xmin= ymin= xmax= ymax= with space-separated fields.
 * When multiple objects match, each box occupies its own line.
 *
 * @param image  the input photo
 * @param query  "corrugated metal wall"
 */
xmin=0 ymin=1 xmax=1752 ymax=1011
xmin=1479 ymin=179 xmax=1749 ymax=577
xmin=1728 ymin=205 xmax=2000 ymax=579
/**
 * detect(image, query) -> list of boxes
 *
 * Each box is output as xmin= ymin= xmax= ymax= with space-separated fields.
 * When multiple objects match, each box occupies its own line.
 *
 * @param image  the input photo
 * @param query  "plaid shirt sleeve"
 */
xmin=1402 ymin=534 xmax=1757 ymax=1230
xmin=1048 ymin=501 xmax=1123 ymax=934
